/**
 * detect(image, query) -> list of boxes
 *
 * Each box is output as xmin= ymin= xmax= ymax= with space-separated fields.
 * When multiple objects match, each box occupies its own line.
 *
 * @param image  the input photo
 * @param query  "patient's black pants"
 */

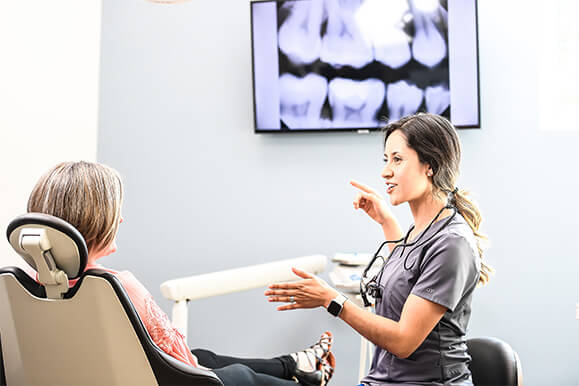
xmin=192 ymin=348 xmax=298 ymax=385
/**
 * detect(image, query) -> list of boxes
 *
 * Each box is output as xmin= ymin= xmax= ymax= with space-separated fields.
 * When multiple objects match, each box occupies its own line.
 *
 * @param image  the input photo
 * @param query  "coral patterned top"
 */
xmin=73 ymin=264 xmax=199 ymax=367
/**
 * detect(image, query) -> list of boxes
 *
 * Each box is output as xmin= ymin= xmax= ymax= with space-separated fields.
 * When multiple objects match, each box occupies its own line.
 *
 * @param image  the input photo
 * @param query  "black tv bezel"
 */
xmin=250 ymin=0 xmax=481 ymax=133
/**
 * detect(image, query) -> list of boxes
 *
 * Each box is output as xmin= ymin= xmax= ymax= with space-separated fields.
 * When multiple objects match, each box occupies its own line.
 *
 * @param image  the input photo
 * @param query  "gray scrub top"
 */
xmin=361 ymin=212 xmax=481 ymax=386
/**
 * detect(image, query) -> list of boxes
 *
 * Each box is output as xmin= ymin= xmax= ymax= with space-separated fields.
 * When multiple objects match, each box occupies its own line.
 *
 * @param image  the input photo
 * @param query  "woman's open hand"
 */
xmin=350 ymin=180 xmax=394 ymax=225
xmin=265 ymin=268 xmax=338 ymax=311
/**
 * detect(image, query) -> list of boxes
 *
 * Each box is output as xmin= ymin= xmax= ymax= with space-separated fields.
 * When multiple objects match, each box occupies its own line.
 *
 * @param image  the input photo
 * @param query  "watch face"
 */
xmin=328 ymin=300 xmax=341 ymax=316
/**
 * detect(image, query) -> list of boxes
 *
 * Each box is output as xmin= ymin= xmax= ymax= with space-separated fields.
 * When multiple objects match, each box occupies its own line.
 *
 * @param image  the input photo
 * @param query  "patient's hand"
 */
xmin=265 ymin=268 xmax=338 ymax=311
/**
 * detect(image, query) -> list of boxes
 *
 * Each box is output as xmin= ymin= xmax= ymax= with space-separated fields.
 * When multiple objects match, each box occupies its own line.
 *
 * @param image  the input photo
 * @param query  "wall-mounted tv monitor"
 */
xmin=251 ymin=0 xmax=480 ymax=132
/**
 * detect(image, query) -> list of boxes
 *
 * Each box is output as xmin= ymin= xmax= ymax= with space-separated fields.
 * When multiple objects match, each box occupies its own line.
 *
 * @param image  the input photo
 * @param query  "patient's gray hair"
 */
xmin=27 ymin=161 xmax=124 ymax=254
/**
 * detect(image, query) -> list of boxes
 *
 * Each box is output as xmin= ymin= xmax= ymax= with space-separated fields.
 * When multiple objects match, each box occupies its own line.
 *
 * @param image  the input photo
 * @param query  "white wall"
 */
xmin=0 ymin=1 xmax=101 ymax=268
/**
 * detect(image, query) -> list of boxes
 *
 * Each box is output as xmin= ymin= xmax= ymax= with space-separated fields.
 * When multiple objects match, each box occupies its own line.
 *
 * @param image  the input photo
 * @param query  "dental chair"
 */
xmin=0 ymin=213 xmax=223 ymax=386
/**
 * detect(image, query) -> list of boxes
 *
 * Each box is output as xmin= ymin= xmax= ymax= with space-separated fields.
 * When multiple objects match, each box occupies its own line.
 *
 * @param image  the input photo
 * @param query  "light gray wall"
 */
xmin=98 ymin=0 xmax=579 ymax=384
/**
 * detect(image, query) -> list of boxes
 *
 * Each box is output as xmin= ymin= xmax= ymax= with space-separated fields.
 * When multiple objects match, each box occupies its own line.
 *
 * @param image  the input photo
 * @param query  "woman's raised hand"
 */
xmin=350 ymin=180 xmax=394 ymax=225
xmin=265 ymin=268 xmax=338 ymax=311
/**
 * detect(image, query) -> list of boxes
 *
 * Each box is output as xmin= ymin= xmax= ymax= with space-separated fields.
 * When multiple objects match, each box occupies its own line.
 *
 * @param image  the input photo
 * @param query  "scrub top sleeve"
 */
xmin=411 ymin=234 xmax=477 ymax=312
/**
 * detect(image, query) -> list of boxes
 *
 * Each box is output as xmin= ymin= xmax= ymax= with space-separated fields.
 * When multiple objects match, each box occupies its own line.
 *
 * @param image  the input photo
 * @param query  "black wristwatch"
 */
xmin=326 ymin=293 xmax=348 ymax=317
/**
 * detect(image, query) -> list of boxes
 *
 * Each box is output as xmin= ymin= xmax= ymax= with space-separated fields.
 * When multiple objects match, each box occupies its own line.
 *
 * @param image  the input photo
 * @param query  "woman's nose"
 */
xmin=381 ymin=165 xmax=392 ymax=179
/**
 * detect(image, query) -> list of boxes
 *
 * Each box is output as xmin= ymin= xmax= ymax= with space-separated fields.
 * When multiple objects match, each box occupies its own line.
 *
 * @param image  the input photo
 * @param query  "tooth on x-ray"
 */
xmin=355 ymin=0 xmax=412 ymax=69
xmin=320 ymin=0 xmax=373 ymax=69
xmin=425 ymin=84 xmax=450 ymax=115
xmin=373 ymin=28 xmax=412 ymax=69
xmin=328 ymin=78 xmax=385 ymax=128
xmin=412 ymin=0 xmax=440 ymax=13
xmin=279 ymin=73 xmax=328 ymax=129
xmin=387 ymin=80 xmax=424 ymax=122
xmin=410 ymin=3 xmax=447 ymax=68
xmin=278 ymin=0 xmax=324 ymax=65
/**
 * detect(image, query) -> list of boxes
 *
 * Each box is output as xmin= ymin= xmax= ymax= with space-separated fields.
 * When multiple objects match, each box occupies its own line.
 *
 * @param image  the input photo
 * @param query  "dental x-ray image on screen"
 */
xmin=251 ymin=0 xmax=480 ymax=132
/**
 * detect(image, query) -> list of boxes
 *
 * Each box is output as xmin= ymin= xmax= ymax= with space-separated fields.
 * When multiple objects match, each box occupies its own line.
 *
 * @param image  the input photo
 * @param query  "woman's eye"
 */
xmin=393 ymin=157 xmax=402 ymax=163
xmin=382 ymin=158 xmax=388 ymax=163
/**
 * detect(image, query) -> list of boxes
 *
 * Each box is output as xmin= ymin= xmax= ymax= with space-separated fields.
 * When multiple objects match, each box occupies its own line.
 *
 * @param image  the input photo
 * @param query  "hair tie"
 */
xmin=446 ymin=187 xmax=459 ymax=207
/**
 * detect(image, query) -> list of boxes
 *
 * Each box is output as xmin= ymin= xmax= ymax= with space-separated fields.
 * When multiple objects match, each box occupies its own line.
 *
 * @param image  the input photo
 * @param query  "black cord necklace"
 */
xmin=401 ymin=205 xmax=457 ymax=270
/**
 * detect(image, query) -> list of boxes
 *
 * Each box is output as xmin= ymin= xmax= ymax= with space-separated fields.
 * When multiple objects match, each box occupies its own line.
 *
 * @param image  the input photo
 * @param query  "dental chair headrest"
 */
xmin=6 ymin=213 xmax=88 ymax=298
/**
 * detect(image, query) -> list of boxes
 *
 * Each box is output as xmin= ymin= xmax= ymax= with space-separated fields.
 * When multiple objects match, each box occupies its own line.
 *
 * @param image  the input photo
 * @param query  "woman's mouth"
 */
xmin=386 ymin=183 xmax=397 ymax=194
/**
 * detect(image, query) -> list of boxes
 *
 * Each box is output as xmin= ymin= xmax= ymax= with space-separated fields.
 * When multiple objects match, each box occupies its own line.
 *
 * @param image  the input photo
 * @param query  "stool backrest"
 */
xmin=467 ymin=336 xmax=523 ymax=386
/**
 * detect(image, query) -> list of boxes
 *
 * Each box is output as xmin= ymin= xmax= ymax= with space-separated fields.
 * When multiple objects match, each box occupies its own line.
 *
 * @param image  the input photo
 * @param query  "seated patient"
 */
xmin=26 ymin=161 xmax=335 ymax=386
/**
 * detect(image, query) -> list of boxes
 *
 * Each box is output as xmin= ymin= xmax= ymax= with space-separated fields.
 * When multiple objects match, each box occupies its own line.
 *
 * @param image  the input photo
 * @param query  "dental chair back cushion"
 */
xmin=0 ymin=271 xmax=157 ymax=385
xmin=0 ymin=269 xmax=223 ymax=386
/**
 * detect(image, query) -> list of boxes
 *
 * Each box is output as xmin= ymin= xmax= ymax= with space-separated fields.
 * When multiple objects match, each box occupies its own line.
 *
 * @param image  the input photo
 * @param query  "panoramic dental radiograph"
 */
xmin=273 ymin=0 xmax=451 ymax=130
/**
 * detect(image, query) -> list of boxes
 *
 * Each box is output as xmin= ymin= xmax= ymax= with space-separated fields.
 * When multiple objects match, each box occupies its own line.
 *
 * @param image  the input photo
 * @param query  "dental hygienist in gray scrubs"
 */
xmin=265 ymin=113 xmax=493 ymax=385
